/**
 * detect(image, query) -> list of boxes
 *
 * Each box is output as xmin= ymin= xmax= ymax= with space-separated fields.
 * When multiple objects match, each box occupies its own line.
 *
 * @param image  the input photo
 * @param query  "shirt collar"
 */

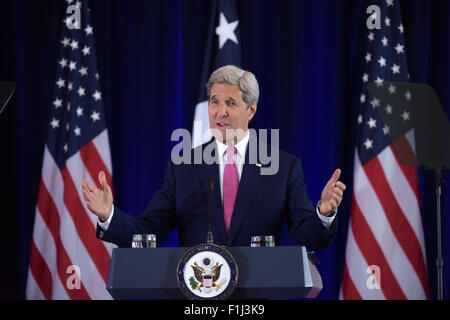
xmin=215 ymin=130 xmax=250 ymax=161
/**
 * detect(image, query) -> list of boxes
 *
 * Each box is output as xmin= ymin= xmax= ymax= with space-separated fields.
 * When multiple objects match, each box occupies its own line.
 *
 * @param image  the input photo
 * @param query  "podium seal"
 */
xmin=177 ymin=243 xmax=238 ymax=300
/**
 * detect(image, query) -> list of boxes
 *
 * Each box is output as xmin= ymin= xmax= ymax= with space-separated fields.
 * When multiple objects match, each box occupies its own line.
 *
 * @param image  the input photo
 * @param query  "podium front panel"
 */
xmin=107 ymin=246 xmax=319 ymax=300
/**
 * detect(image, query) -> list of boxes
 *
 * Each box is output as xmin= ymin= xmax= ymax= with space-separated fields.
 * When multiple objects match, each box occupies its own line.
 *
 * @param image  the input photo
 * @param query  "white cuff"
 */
xmin=98 ymin=205 xmax=115 ymax=232
xmin=316 ymin=203 xmax=337 ymax=229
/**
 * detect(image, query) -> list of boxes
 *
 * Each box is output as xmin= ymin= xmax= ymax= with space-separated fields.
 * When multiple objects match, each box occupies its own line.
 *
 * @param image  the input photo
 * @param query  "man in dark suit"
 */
xmin=81 ymin=65 xmax=346 ymax=250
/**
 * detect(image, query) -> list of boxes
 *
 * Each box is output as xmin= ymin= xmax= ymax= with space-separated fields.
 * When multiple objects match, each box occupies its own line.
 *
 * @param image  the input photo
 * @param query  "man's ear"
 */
xmin=248 ymin=102 xmax=257 ymax=121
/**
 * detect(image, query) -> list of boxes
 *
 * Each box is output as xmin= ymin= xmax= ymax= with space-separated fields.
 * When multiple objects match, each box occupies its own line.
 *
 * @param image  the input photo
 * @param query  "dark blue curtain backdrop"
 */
xmin=0 ymin=0 xmax=449 ymax=300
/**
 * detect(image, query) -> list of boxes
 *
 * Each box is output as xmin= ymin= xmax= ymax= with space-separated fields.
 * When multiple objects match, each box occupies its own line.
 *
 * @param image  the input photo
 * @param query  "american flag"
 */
xmin=192 ymin=0 xmax=241 ymax=148
xmin=340 ymin=0 xmax=430 ymax=299
xmin=26 ymin=0 xmax=115 ymax=299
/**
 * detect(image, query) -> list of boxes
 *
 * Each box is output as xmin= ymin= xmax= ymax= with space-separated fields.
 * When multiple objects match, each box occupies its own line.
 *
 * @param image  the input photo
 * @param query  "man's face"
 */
xmin=208 ymin=83 xmax=257 ymax=144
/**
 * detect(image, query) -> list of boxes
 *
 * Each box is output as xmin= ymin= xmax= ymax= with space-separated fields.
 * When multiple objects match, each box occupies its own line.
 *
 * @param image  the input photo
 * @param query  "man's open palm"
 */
xmin=81 ymin=171 xmax=113 ymax=222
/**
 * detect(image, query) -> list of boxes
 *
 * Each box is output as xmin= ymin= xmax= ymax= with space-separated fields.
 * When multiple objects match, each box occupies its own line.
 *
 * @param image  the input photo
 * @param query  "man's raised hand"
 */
xmin=81 ymin=171 xmax=113 ymax=222
xmin=319 ymin=169 xmax=346 ymax=216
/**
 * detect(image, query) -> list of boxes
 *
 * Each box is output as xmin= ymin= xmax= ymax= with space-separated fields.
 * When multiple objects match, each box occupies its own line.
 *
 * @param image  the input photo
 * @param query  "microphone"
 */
xmin=207 ymin=177 xmax=215 ymax=244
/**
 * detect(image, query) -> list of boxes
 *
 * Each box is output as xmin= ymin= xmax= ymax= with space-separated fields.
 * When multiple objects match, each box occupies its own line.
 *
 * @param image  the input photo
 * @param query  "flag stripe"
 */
xmin=66 ymin=149 xmax=106 ymax=231
xmin=91 ymin=130 xmax=113 ymax=174
xmin=343 ymin=216 xmax=386 ymax=299
xmin=379 ymin=144 xmax=426 ymax=256
xmin=41 ymin=147 xmax=112 ymax=299
xmin=28 ymin=240 xmax=53 ymax=299
xmin=351 ymin=195 xmax=407 ymax=299
xmin=79 ymin=139 xmax=113 ymax=192
xmin=341 ymin=263 xmax=362 ymax=300
xmin=192 ymin=101 xmax=212 ymax=148
xmin=354 ymin=151 xmax=426 ymax=299
xmin=60 ymin=167 xmax=111 ymax=283
xmin=390 ymin=135 xmax=420 ymax=200
xmin=30 ymin=207 xmax=70 ymax=299
xmin=364 ymin=155 xmax=429 ymax=296
xmin=66 ymin=149 xmax=116 ymax=259
xmin=25 ymin=267 xmax=46 ymax=300
xmin=37 ymin=179 xmax=91 ymax=299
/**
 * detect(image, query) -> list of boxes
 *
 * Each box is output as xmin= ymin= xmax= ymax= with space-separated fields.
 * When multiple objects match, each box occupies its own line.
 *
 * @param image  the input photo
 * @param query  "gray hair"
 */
xmin=206 ymin=65 xmax=259 ymax=107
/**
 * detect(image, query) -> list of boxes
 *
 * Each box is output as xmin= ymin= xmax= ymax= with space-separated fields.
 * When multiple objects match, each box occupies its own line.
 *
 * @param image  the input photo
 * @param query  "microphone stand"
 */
xmin=435 ymin=169 xmax=444 ymax=300
xmin=207 ymin=177 xmax=215 ymax=244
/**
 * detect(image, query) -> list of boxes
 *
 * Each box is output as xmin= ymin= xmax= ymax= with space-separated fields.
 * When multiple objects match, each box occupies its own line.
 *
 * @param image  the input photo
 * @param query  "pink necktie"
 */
xmin=223 ymin=146 xmax=239 ymax=235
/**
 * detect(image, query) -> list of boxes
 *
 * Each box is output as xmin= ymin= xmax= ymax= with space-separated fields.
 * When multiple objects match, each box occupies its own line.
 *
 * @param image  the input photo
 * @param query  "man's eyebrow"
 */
xmin=210 ymin=95 xmax=239 ymax=101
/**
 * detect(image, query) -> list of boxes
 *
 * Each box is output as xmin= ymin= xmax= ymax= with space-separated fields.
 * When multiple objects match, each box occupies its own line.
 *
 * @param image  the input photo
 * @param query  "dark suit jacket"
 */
xmin=97 ymin=133 xmax=336 ymax=250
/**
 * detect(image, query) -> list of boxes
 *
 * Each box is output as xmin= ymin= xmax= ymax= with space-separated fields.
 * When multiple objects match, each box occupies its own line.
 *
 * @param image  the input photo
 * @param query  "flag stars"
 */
xmin=82 ymin=46 xmax=91 ymax=56
xmin=370 ymin=97 xmax=380 ymax=108
xmin=378 ymin=56 xmax=387 ymax=67
xmin=70 ymin=40 xmax=79 ymax=50
xmin=79 ymin=67 xmax=88 ymax=76
xmin=365 ymin=53 xmax=372 ymax=63
xmin=77 ymin=86 xmax=86 ymax=97
xmin=401 ymin=111 xmax=410 ymax=121
xmin=67 ymin=102 xmax=71 ymax=111
xmin=69 ymin=61 xmax=77 ymax=71
xmin=395 ymin=43 xmax=404 ymax=54
xmin=360 ymin=94 xmax=366 ymax=103
xmin=367 ymin=117 xmax=377 ymax=129
xmin=386 ymin=0 xmax=394 ymax=6
xmin=385 ymin=104 xmax=393 ymax=114
xmin=68 ymin=82 xmax=73 ymax=91
xmin=382 ymin=125 xmax=390 ymax=135
xmin=85 ymin=25 xmax=93 ymax=35
xmin=61 ymin=37 xmax=70 ymax=47
xmin=50 ymin=118 xmax=60 ymax=129
xmin=92 ymin=90 xmax=102 ymax=101
xmin=74 ymin=126 xmax=81 ymax=136
xmin=215 ymin=12 xmax=239 ymax=49
xmin=56 ymin=78 xmax=66 ymax=89
xmin=385 ymin=17 xmax=391 ymax=27
xmin=362 ymin=73 xmax=369 ymax=83
xmin=405 ymin=90 xmax=412 ymax=100
xmin=398 ymin=24 xmax=404 ymax=34
xmin=375 ymin=77 xmax=384 ymax=87
xmin=91 ymin=111 xmax=100 ymax=122
xmin=381 ymin=36 xmax=389 ymax=47
xmin=368 ymin=32 xmax=374 ymax=42
xmin=76 ymin=106 xmax=84 ymax=117
xmin=64 ymin=16 xmax=72 ymax=27
xmin=391 ymin=63 xmax=400 ymax=74
xmin=388 ymin=84 xmax=396 ymax=94
xmin=63 ymin=143 xmax=68 ymax=153
xmin=357 ymin=114 xmax=363 ymax=124
xmin=53 ymin=98 xmax=63 ymax=108
xmin=59 ymin=58 xmax=68 ymax=68
xmin=364 ymin=138 xmax=374 ymax=150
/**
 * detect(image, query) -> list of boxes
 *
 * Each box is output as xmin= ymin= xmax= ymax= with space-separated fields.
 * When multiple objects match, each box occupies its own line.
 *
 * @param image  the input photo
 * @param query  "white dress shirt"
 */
xmin=215 ymin=131 xmax=249 ymax=202
xmin=98 ymin=130 xmax=336 ymax=231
